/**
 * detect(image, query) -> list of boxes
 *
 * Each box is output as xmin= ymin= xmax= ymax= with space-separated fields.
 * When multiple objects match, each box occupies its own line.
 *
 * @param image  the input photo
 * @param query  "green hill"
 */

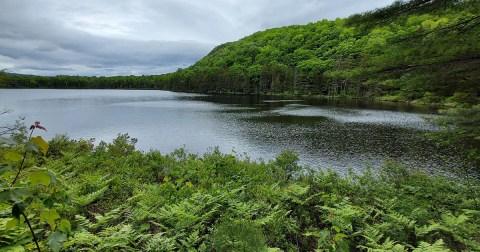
xmin=160 ymin=0 xmax=479 ymax=104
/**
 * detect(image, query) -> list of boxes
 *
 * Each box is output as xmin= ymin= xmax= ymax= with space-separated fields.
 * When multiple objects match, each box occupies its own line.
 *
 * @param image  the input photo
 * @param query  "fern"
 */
xmin=73 ymin=214 xmax=93 ymax=230
xmin=144 ymin=232 xmax=178 ymax=252
xmin=63 ymin=230 xmax=101 ymax=251
xmin=74 ymin=185 xmax=109 ymax=207
xmin=386 ymin=212 xmax=416 ymax=229
xmin=210 ymin=219 xmax=267 ymax=252
xmin=412 ymin=239 xmax=450 ymax=252
xmin=358 ymin=237 xmax=405 ymax=252
xmin=319 ymin=200 xmax=366 ymax=233
xmin=68 ymin=174 xmax=112 ymax=207
xmin=178 ymin=230 xmax=201 ymax=250
xmin=360 ymin=224 xmax=384 ymax=247
xmin=437 ymin=212 xmax=480 ymax=250
xmin=415 ymin=222 xmax=441 ymax=237
xmin=255 ymin=204 xmax=289 ymax=226
xmin=91 ymin=206 xmax=125 ymax=230
xmin=0 ymin=218 xmax=31 ymax=248
xmin=97 ymin=224 xmax=137 ymax=251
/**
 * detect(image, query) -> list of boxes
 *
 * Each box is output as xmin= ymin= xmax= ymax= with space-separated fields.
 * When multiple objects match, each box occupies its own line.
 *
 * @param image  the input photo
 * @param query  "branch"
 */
xmin=0 ymin=109 xmax=12 ymax=116
xmin=374 ymin=54 xmax=480 ymax=74
xmin=392 ymin=14 xmax=480 ymax=44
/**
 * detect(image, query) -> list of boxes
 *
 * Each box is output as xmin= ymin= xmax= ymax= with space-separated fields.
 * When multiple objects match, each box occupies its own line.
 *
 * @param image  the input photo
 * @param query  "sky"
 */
xmin=0 ymin=0 xmax=396 ymax=76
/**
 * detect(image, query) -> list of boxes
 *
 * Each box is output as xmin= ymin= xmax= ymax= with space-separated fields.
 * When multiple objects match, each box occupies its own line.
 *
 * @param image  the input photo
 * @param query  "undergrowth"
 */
xmin=1 ymin=133 xmax=479 ymax=251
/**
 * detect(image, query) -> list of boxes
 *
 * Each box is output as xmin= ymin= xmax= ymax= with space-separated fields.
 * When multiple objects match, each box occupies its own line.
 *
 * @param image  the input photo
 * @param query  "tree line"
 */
xmin=1 ymin=0 xmax=479 ymax=105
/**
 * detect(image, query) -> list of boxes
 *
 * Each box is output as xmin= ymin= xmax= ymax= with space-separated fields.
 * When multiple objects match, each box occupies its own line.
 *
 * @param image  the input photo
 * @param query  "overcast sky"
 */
xmin=0 ymin=0 xmax=396 ymax=76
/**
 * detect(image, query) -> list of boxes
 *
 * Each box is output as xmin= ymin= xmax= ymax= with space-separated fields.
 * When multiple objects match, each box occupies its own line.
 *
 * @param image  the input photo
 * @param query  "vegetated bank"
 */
xmin=1 ymin=132 xmax=479 ymax=251
xmin=1 ymin=0 xmax=479 ymax=107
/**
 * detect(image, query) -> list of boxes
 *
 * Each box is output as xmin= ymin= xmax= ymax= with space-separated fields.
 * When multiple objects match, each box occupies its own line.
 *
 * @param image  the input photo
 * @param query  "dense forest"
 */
xmin=1 ymin=0 xmax=479 ymax=105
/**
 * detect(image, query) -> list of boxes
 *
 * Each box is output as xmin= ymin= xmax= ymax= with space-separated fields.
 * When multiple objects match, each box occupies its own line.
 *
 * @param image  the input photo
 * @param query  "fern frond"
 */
xmin=0 ymin=218 xmax=31 ymax=248
xmin=386 ymin=212 xmax=416 ymax=228
xmin=74 ymin=214 xmax=93 ymax=230
xmin=91 ymin=206 xmax=125 ymax=230
xmin=412 ymin=239 xmax=450 ymax=252
xmin=415 ymin=222 xmax=441 ymax=237
xmin=74 ymin=186 xmax=109 ymax=206
xmin=361 ymin=224 xmax=384 ymax=246
xmin=144 ymin=232 xmax=177 ymax=252
xmin=63 ymin=230 xmax=101 ymax=251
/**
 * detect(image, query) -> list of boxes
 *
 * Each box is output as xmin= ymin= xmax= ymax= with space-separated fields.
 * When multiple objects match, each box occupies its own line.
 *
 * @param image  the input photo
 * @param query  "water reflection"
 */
xmin=0 ymin=89 xmax=456 ymax=174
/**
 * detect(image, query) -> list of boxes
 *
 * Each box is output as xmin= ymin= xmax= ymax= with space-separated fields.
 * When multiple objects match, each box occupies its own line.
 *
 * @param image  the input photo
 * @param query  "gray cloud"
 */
xmin=0 ymin=0 xmax=396 ymax=76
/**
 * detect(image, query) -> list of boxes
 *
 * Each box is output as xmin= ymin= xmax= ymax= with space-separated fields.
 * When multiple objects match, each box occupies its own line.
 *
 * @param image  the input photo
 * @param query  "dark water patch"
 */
xmin=246 ymin=114 xmax=328 ymax=125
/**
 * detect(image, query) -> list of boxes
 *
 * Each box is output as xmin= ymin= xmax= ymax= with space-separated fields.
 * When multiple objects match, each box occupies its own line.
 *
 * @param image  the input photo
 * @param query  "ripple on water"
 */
xmin=273 ymin=105 xmax=440 ymax=130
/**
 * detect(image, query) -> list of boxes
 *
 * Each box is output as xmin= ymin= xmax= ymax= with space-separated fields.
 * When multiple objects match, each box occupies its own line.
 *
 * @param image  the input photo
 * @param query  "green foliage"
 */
xmin=0 ymin=69 xmax=7 ymax=88
xmin=210 ymin=219 xmax=267 ymax=252
xmin=274 ymin=149 xmax=301 ymax=181
xmin=2 ymin=131 xmax=478 ymax=251
xmin=158 ymin=0 xmax=479 ymax=100
xmin=0 ymin=122 xmax=71 ymax=251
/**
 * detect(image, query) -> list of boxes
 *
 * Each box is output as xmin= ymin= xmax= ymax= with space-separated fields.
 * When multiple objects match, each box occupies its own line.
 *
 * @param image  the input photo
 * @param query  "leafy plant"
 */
xmin=0 ymin=122 xmax=70 ymax=252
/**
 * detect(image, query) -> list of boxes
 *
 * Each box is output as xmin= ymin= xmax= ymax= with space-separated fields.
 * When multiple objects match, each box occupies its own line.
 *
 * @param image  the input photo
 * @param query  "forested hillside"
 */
xmin=1 ymin=0 xmax=479 ymax=105
xmin=162 ymin=0 xmax=479 ymax=103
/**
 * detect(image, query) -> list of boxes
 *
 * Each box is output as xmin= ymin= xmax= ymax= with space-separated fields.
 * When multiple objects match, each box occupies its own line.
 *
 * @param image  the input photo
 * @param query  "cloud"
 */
xmin=0 ymin=0 xmax=396 ymax=76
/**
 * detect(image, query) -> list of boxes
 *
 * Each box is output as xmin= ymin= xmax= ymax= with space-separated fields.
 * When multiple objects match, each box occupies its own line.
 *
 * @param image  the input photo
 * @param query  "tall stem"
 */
xmin=10 ymin=128 xmax=35 ymax=186
xmin=8 ymin=125 xmax=41 ymax=251
xmin=22 ymin=211 xmax=41 ymax=252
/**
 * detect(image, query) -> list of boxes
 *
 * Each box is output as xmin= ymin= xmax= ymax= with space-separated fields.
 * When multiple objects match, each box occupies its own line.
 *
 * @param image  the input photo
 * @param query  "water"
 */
xmin=0 ymin=89 xmax=456 ymax=173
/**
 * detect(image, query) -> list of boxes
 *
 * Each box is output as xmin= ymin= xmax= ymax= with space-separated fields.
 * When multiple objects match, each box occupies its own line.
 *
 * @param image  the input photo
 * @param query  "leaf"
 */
xmin=335 ymin=233 xmax=346 ymax=242
xmin=0 ymin=165 xmax=13 ymax=175
xmin=31 ymin=136 xmax=49 ymax=155
xmin=318 ymin=230 xmax=330 ymax=243
xmin=337 ymin=240 xmax=350 ymax=252
xmin=140 ymin=223 xmax=150 ymax=231
xmin=25 ymin=141 xmax=39 ymax=153
xmin=0 ymin=187 xmax=33 ymax=203
xmin=393 ymin=244 xmax=405 ymax=252
xmin=12 ymin=204 xmax=22 ymax=219
xmin=40 ymin=208 xmax=61 ymax=230
xmin=57 ymin=219 xmax=71 ymax=234
xmin=0 ymin=244 xmax=25 ymax=252
xmin=36 ymin=125 xmax=47 ymax=132
xmin=28 ymin=170 xmax=51 ymax=186
xmin=333 ymin=225 xmax=341 ymax=233
xmin=48 ymin=231 xmax=67 ymax=252
xmin=304 ymin=231 xmax=323 ymax=237
xmin=4 ymin=151 xmax=23 ymax=162
xmin=6 ymin=218 xmax=19 ymax=230
xmin=34 ymin=121 xmax=47 ymax=131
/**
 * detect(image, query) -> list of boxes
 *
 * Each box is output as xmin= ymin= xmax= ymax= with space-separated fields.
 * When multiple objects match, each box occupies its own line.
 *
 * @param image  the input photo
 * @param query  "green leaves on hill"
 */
xmin=160 ymin=0 xmax=478 ymax=101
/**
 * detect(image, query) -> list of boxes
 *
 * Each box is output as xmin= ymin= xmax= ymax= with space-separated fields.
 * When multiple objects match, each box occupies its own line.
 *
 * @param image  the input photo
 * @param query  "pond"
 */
xmin=0 ymin=89 xmax=457 ymax=173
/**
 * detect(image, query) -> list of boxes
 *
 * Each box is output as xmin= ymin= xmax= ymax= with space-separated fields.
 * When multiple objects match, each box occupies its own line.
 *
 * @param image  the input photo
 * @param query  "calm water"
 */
xmin=0 ymin=89 xmax=456 ymax=173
